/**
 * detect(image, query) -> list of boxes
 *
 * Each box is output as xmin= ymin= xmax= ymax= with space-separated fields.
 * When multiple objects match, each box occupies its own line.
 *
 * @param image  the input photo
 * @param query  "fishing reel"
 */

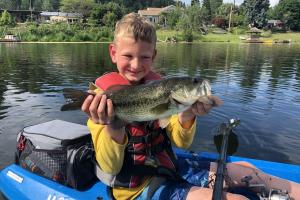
xmin=241 ymin=176 xmax=292 ymax=200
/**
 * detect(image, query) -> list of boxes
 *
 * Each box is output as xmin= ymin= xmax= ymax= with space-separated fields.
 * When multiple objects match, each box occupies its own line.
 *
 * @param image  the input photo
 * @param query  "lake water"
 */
xmin=0 ymin=42 xmax=300 ymax=170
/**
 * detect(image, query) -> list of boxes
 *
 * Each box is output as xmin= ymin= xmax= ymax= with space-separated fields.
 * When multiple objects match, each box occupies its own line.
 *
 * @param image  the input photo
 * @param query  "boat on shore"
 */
xmin=0 ymin=34 xmax=21 ymax=42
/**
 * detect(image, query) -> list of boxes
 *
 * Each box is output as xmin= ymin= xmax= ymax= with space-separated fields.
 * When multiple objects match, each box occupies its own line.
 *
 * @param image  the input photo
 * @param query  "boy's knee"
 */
xmin=225 ymin=193 xmax=249 ymax=200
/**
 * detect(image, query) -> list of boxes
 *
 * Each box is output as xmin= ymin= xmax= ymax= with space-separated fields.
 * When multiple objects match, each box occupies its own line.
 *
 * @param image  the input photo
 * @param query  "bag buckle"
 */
xmin=17 ymin=135 xmax=26 ymax=151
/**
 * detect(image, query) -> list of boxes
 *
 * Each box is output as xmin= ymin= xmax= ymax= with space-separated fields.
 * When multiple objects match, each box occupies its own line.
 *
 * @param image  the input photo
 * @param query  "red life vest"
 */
xmin=94 ymin=72 xmax=178 ymax=188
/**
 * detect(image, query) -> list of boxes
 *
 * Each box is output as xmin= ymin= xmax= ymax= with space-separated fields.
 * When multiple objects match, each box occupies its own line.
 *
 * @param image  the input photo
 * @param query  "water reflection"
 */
xmin=0 ymin=43 xmax=300 ymax=169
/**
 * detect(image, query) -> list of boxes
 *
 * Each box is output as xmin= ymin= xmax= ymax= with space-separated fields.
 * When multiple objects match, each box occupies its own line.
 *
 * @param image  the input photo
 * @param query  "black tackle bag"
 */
xmin=15 ymin=119 xmax=97 ymax=190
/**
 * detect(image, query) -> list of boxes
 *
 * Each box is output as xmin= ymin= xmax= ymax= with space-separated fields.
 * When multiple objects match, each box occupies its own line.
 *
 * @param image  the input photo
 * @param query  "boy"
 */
xmin=81 ymin=13 xmax=248 ymax=200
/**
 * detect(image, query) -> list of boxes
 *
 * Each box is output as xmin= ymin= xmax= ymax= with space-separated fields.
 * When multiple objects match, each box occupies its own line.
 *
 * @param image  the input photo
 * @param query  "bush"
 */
xmin=183 ymin=29 xmax=193 ymax=42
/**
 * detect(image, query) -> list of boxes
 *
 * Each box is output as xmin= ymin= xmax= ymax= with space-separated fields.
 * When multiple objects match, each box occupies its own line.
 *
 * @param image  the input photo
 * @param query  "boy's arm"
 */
xmin=88 ymin=119 xmax=128 ymax=175
xmin=167 ymin=96 xmax=223 ymax=148
xmin=166 ymin=115 xmax=197 ymax=149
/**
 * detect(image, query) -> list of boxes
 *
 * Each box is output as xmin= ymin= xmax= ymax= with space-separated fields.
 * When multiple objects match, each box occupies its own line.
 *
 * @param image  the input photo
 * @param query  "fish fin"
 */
xmin=150 ymin=102 xmax=171 ymax=115
xmin=197 ymin=96 xmax=213 ymax=105
xmin=61 ymin=88 xmax=91 ymax=111
xmin=158 ymin=117 xmax=171 ymax=128
xmin=89 ymin=82 xmax=99 ymax=90
xmin=170 ymin=91 xmax=187 ymax=105
xmin=89 ymin=82 xmax=105 ymax=95
xmin=106 ymin=84 xmax=131 ymax=92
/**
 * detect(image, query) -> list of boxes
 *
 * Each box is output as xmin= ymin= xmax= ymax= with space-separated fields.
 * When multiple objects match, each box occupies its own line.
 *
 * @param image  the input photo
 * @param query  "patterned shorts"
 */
xmin=136 ymin=159 xmax=210 ymax=200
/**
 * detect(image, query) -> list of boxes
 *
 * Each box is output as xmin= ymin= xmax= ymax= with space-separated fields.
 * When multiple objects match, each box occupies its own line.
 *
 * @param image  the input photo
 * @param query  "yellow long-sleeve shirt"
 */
xmin=88 ymin=115 xmax=196 ymax=200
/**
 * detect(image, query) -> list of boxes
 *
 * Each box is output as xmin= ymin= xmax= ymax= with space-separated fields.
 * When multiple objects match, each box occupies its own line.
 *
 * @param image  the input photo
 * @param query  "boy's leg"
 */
xmin=209 ymin=162 xmax=300 ymax=199
xmin=186 ymin=187 xmax=248 ymax=200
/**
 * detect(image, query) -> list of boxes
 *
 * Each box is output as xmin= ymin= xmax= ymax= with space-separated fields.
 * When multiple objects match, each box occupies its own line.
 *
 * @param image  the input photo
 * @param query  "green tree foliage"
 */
xmin=191 ymin=0 xmax=200 ymax=6
xmin=60 ymin=0 xmax=95 ymax=18
xmin=210 ymin=0 xmax=223 ymax=17
xmin=160 ymin=6 xmax=183 ymax=29
xmin=0 ymin=10 xmax=15 ymax=26
xmin=273 ymin=0 xmax=300 ymax=31
xmin=176 ymin=12 xmax=193 ymax=41
xmin=215 ymin=3 xmax=245 ymax=27
xmin=243 ymin=0 xmax=270 ymax=28
xmin=89 ymin=2 xmax=126 ymax=26
xmin=186 ymin=5 xmax=208 ymax=31
xmin=202 ymin=0 xmax=212 ymax=20
xmin=102 ymin=12 xmax=117 ymax=28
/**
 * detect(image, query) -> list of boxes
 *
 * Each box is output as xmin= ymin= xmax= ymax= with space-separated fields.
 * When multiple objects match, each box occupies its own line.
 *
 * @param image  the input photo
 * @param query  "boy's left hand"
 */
xmin=179 ymin=96 xmax=223 ymax=123
xmin=191 ymin=96 xmax=223 ymax=116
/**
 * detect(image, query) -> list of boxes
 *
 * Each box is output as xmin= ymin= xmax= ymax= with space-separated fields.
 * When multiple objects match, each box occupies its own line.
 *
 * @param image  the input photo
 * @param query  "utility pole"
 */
xmin=228 ymin=0 xmax=235 ymax=32
xmin=30 ymin=0 xmax=33 ymax=21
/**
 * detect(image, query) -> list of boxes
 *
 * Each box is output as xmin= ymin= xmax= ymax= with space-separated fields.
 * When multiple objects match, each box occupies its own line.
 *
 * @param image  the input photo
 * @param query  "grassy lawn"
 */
xmin=270 ymin=32 xmax=300 ymax=43
xmin=157 ymin=29 xmax=300 ymax=43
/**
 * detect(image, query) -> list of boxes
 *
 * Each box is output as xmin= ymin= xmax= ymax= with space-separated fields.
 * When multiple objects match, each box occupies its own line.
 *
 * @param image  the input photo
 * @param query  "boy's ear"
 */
xmin=109 ymin=43 xmax=117 ymax=63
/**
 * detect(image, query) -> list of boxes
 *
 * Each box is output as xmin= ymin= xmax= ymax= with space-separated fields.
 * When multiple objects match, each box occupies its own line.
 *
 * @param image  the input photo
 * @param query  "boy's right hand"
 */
xmin=81 ymin=93 xmax=114 ymax=125
xmin=82 ymin=93 xmax=127 ymax=144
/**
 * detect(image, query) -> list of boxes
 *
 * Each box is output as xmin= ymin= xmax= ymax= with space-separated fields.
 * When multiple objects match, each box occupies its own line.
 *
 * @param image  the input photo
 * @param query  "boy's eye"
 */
xmin=123 ymin=55 xmax=132 ymax=58
xmin=142 ymin=56 xmax=151 ymax=59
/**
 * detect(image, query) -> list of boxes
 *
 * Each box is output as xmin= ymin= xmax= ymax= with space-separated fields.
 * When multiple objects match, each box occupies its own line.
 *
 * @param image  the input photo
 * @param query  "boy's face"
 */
xmin=109 ymin=37 xmax=156 ymax=84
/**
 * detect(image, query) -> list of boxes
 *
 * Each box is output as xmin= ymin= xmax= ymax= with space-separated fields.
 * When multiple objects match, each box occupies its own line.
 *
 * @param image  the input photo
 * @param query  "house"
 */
xmin=267 ymin=20 xmax=284 ymax=30
xmin=40 ymin=12 xmax=82 ymax=23
xmin=138 ymin=5 xmax=176 ymax=26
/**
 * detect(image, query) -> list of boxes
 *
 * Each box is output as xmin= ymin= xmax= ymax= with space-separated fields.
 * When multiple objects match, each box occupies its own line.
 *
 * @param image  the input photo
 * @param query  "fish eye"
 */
xmin=193 ymin=77 xmax=200 ymax=83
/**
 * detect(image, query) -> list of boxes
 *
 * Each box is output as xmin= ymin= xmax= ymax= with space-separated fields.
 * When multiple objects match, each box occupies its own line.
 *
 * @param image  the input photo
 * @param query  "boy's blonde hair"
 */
xmin=113 ymin=13 xmax=157 ymax=46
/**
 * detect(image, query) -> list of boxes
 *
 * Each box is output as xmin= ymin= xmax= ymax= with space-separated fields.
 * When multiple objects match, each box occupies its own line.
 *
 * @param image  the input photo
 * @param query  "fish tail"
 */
xmin=60 ymin=89 xmax=90 ymax=111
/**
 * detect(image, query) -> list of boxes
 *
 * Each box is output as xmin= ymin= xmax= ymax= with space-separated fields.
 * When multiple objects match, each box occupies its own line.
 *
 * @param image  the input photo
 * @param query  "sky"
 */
xmin=180 ymin=0 xmax=279 ymax=7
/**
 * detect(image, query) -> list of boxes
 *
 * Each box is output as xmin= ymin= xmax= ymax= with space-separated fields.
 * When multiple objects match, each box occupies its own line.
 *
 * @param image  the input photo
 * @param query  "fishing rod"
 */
xmin=212 ymin=118 xmax=240 ymax=200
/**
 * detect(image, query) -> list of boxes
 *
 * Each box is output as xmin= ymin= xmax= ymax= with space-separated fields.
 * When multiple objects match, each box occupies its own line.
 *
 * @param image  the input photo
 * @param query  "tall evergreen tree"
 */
xmin=191 ymin=0 xmax=200 ymax=6
xmin=244 ymin=0 xmax=270 ymax=28
xmin=202 ymin=0 xmax=212 ymax=20
xmin=210 ymin=0 xmax=223 ymax=17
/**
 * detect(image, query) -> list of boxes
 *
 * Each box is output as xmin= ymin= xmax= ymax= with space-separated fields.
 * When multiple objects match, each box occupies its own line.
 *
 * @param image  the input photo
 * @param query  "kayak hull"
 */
xmin=1 ymin=148 xmax=300 ymax=200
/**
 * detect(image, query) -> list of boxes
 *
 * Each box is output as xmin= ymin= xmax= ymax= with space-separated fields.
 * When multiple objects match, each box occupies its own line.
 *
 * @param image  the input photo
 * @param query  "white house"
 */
xmin=138 ymin=5 xmax=176 ymax=26
xmin=40 ymin=12 xmax=82 ymax=23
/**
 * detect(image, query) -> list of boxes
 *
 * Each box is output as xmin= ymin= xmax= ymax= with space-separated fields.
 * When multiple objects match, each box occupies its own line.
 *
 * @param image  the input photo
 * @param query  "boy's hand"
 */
xmin=179 ymin=96 xmax=223 ymax=126
xmin=192 ymin=96 xmax=223 ymax=116
xmin=81 ymin=93 xmax=114 ymax=125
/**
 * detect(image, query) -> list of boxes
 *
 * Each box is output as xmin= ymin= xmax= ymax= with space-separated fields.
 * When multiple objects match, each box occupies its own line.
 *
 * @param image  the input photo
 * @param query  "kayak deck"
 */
xmin=1 ymin=148 xmax=300 ymax=200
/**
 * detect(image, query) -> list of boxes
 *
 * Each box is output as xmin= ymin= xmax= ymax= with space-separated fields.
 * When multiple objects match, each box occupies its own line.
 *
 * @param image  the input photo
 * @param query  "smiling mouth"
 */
xmin=128 ymin=70 xmax=142 ymax=74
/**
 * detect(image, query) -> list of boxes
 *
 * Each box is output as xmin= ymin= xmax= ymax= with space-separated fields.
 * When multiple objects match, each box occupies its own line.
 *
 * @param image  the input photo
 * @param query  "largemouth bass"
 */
xmin=61 ymin=77 xmax=212 ymax=125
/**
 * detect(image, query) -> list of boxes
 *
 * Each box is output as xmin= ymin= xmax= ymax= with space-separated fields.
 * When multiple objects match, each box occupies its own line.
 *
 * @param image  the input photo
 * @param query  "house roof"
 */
xmin=41 ymin=11 xmax=82 ymax=18
xmin=267 ymin=20 xmax=283 ymax=24
xmin=138 ymin=5 xmax=175 ymax=16
xmin=138 ymin=8 xmax=163 ymax=16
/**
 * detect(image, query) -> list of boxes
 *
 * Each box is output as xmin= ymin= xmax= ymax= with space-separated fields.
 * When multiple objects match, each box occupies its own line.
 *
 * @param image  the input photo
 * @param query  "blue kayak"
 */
xmin=1 ymin=147 xmax=300 ymax=200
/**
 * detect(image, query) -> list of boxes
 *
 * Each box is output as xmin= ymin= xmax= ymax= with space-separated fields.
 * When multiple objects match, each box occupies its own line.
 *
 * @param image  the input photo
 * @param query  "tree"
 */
xmin=177 ymin=12 xmax=193 ymax=41
xmin=0 ymin=10 xmax=15 ymax=26
xmin=102 ymin=12 xmax=117 ymax=28
xmin=60 ymin=0 xmax=95 ymax=18
xmin=89 ymin=2 xmax=126 ymax=26
xmin=160 ymin=6 xmax=182 ymax=29
xmin=202 ymin=0 xmax=212 ymax=20
xmin=273 ymin=0 xmax=300 ymax=31
xmin=186 ymin=5 xmax=208 ymax=32
xmin=215 ymin=3 xmax=244 ymax=27
xmin=243 ymin=0 xmax=270 ymax=28
xmin=191 ymin=0 xmax=200 ymax=6
xmin=210 ymin=0 xmax=223 ymax=17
